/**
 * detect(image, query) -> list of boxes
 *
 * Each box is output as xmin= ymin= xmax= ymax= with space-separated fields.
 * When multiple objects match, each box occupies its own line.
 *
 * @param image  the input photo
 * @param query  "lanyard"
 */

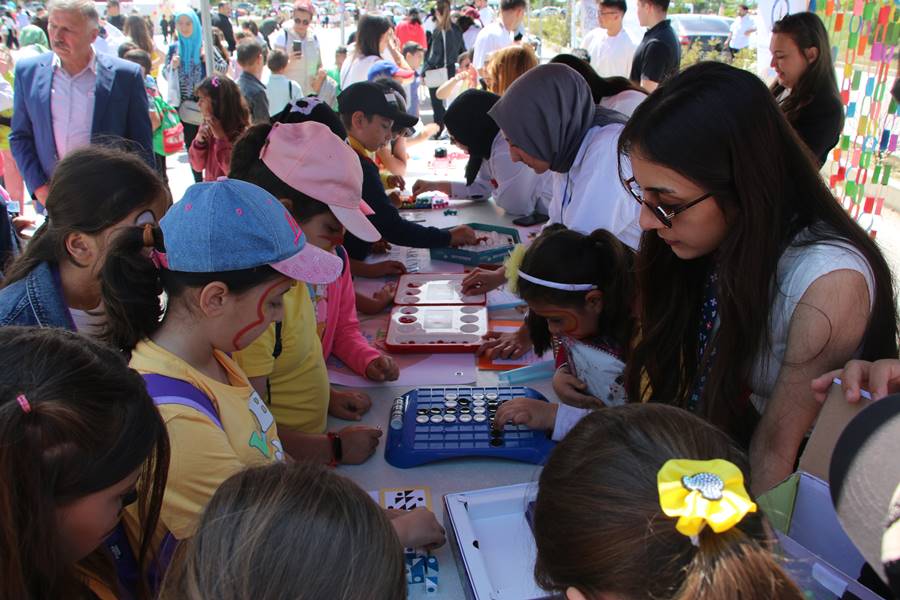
xmin=559 ymin=172 xmax=573 ymax=224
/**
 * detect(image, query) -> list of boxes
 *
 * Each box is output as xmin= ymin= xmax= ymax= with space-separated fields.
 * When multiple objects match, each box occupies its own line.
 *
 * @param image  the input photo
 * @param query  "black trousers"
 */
xmin=181 ymin=122 xmax=204 ymax=183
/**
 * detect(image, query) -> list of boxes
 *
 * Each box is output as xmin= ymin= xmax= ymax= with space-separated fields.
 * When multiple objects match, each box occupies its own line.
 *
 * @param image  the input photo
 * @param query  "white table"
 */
xmin=330 ymin=189 xmax=554 ymax=599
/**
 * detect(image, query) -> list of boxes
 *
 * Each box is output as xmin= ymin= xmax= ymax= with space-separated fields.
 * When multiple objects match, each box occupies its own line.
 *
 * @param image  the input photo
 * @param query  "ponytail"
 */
xmin=100 ymin=225 xmax=166 ymax=352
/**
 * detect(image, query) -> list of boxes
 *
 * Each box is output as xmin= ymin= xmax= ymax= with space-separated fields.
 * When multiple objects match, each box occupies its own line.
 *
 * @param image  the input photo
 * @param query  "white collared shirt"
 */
xmin=587 ymin=28 xmax=636 ymax=79
xmin=473 ymin=20 xmax=515 ymax=69
xmin=51 ymin=51 xmax=97 ymax=161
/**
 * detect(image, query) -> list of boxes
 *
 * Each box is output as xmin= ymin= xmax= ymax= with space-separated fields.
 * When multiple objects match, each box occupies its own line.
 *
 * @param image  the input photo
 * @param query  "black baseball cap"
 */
xmin=830 ymin=394 xmax=900 ymax=593
xmin=337 ymin=82 xmax=417 ymax=129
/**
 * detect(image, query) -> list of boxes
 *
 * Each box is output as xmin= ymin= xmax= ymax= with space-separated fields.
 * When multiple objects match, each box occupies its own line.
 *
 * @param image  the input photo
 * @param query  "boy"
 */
xmin=267 ymin=49 xmax=304 ymax=117
xmin=237 ymin=40 xmax=270 ymax=124
xmin=337 ymin=82 xmax=476 ymax=263
xmin=401 ymin=41 xmax=424 ymax=118
xmin=326 ymin=45 xmax=347 ymax=94
xmin=123 ymin=49 xmax=168 ymax=183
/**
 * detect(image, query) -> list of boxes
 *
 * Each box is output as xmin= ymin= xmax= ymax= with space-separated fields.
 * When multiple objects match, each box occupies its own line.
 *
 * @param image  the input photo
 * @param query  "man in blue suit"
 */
xmin=10 ymin=0 xmax=153 ymax=206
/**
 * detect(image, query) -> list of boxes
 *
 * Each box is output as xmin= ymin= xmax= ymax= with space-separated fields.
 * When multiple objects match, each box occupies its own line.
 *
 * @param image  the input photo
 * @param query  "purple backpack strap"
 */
xmin=142 ymin=373 xmax=223 ymax=430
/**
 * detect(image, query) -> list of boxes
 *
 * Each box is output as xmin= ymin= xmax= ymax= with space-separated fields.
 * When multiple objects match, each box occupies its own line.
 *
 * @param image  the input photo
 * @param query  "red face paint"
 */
xmin=531 ymin=307 xmax=585 ymax=337
xmin=231 ymin=279 xmax=288 ymax=350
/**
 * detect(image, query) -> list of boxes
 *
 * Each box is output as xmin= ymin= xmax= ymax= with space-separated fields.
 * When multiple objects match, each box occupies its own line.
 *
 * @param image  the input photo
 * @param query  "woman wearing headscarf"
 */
xmin=411 ymin=89 xmax=551 ymax=217
xmin=165 ymin=8 xmax=227 ymax=182
xmin=487 ymin=63 xmax=640 ymax=246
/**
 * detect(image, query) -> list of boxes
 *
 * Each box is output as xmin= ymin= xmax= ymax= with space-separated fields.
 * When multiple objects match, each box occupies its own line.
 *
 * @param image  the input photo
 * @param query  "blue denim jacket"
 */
xmin=0 ymin=261 xmax=75 ymax=329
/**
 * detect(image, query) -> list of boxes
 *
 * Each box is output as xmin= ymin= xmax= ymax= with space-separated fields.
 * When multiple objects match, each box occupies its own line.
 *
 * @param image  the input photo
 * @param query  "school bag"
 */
xmin=152 ymin=95 xmax=185 ymax=157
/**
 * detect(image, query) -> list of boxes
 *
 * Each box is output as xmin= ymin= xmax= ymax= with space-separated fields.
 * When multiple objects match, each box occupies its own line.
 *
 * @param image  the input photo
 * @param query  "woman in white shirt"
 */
xmin=619 ymin=62 xmax=896 ymax=494
xmin=340 ymin=15 xmax=411 ymax=88
xmin=551 ymin=52 xmax=647 ymax=117
xmin=412 ymin=89 xmax=551 ymax=216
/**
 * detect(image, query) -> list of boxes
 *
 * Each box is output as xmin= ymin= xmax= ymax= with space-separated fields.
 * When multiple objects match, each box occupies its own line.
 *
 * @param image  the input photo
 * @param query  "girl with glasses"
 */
xmin=620 ymin=62 xmax=896 ymax=495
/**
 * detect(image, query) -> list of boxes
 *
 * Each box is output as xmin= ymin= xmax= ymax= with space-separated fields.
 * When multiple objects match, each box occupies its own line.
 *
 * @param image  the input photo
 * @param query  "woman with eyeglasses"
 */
xmin=621 ymin=62 xmax=896 ymax=495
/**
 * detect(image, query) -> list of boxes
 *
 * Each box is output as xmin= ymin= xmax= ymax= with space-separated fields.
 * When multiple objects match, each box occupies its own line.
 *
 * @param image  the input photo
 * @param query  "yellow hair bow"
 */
xmin=657 ymin=458 xmax=757 ymax=538
xmin=503 ymin=243 xmax=527 ymax=295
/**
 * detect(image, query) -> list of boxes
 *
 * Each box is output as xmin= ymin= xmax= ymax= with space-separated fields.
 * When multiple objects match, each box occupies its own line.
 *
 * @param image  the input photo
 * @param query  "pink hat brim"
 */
xmin=330 ymin=204 xmax=381 ymax=242
xmin=270 ymin=240 xmax=343 ymax=284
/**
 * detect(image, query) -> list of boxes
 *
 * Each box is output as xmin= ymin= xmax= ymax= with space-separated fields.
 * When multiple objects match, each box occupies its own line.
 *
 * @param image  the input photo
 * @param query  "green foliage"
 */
xmin=533 ymin=14 xmax=570 ymax=51
xmin=679 ymin=43 xmax=756 ymax=71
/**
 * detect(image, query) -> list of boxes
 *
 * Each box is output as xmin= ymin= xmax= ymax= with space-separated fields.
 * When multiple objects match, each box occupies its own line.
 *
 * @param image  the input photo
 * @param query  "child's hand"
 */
xmin=553 ymin=366 xmax=603 ymax=408
xmin=366 ymin=354 xmax=399 ymax=382
xmin=329 ymin=388 xmax=372 ymax=420
xmin=386 ymin=174 xmax=405 ymax=190
xmin=477 ymin=326 xmax=532 ymax=360
xmin=337 ymin=425 xmax=382 ymax=464
xmin=411 ymin=180 xmax=451 ymax=198
xmin=195 ymin=123 xmax=211 ymax=145
xmin=449 ymin=224 xmax=478 ymax=247
xmin=207 ymin=117 xmax=227 ymax=140
xmin=370 ymin=281 xmax=397 ymax=312
xmin=370 ymin=260 xmax=407 ymax=277
xmin=493 ymin=397 xmax=558 ymax=431
xmin=462 ymin=266 xmax=505 ymax=295
xmin=388 ymin=190 xmax=404 ymax=207
xmin=390 ymin=508 xmax=447 ymax=550
xmin=371 ymin=239 xmax=391 ymax=254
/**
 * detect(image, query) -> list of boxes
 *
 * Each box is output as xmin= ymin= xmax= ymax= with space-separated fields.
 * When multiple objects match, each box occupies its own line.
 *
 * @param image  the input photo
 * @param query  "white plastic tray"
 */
xmin=386 ymin=305 xmax=488 ymax=352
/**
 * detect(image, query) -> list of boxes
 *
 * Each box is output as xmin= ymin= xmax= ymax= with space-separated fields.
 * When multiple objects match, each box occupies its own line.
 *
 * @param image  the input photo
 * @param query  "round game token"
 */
xmin=457 ymin=397 xmax=471 ymax=406
xmin=459 ymin=414 xmax=473 ymax=423
xmin=459 ymin=407 xmax=471 ymax=414
xmin=416 ymin=408 xmax=428 ymax=416
xmin=472 ymin=393 xmax=485 ymax=401
xmin=430 ymin=415 xmax=443 ymax=424
xmin=430 ymin=407 xmax=442 ymax=415
xmin=443 ymin=414 xmax=456 ymax=423
xmin=472 ymin=399 xmax=486 ymax=408
xmin=490 ymin=428 xmax=503 ymax=437
xmin=416 ymin=415 xmax=429 ymax=424
xmin=445 ymin=407 xmax=457 ymax=414
xmin=444 ymin=400 xmax=458 ymax=409
xmin=473 ymin=413 xmax=487 ymax=423
xmin=488 ymin=401 xmax=499 ymax=410
xmin=490 ymin=438 xmax=504 ymax=447
xmin=473 ymin=406 xmax=486 ymax=414
xmin=444 ymin=393 xmax=458 ymax=402
xmin=485 ymin=392 xmax=499 ymax=401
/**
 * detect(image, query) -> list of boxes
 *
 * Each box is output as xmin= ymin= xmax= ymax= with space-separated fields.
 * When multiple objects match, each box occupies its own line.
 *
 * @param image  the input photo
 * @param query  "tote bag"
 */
xmin=152 ymin=95 xmax=185 ymax=156
xmin=424 ymin=30 xmax=449 ymax=88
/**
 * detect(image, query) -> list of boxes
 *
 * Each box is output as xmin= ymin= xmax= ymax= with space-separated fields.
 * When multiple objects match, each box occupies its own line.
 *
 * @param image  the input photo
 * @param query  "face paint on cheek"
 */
xmin=231 ymin=280 xmax=286 ymax=350
xmin=536 ymin=309 xmax=582 ymax=336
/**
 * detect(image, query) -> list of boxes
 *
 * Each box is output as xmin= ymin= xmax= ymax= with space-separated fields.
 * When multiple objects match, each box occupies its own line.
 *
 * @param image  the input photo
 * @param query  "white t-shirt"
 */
xmin=449 ymin=132 xmax=552 ymax=216
xmin=340 ymin=53 xmax=384 ymax=88
xmin=729 ymin=14 xmax=755 ymax=50
xmin=265 ymin=73 xmax=303 ymax=117
xmin=463 ymin=25 xmax=480 ymax=50
xmin=473 ymin=20 xmax=515 ymax=69
xmin=748 ymin=230 xmax=875 ymax=413
xmin=547 ymin=124 xmax=642 ymax=250
xmin=69 ymin=305 xmax=105 ymax=339
xmin=269 ymin=27 xmax=322 ymax=93
xmin=599 ymin=89 xmax=645 ymax=117
xmin=587 ymin=28 xmax=636 ymax=78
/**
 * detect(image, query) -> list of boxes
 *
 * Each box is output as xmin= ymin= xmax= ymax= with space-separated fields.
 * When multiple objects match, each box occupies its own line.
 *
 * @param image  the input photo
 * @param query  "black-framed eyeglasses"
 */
xmin=623 ymin=177 xmax=713 ymax=228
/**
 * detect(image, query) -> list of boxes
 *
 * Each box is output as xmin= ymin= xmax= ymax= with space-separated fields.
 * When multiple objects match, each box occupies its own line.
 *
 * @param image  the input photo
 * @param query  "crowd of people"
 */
xmin=0 ymin=0 xmax=897 ymax=598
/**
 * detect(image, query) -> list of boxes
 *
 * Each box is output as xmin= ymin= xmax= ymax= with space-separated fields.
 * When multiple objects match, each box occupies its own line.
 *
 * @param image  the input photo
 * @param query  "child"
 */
xmin=123 ymin=48 xmax=170 ymax=184
xmin=236 ymin=40 xmax=270 ymax=124
xmin=493 ymin=226 xmax=635 ymax=440
xmin=532 ymin=404 xmax=805 ymax=600
xmin=266 ymin=49 xmax=303 ymax=117
xmin=228 ymin=122 xmax=397 ymax=450
xmin=159 ymin=462 xmax=407 ymax=600
xmin=336 ymin=81 xmax=477 ymax=264
xmin=435 ymin=50 xmax=476 ymax=104
xmin=0 ymin=146 xmax=170 ymax=333
xmin=326 ymin=45 xmax=348 ymax=95
xmin=0 ymin=326 xmax=169 ymax=600
xmin=401 ymin=41 xmax=424 ymax=117
xmin=188 ymin=76 xmax=250 ymax=181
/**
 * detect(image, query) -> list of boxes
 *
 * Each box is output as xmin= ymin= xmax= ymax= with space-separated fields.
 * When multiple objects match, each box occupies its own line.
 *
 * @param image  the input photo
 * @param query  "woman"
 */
xmin=551 ymin=53 xmax=647 ymax=117
xmin=485 ymin=44 xmax=537 ymax=95
xmin=770 ymin=12 xmax=843 ymax=166
xmin=620 ymin=62 xmax=896 ymax=494
xmin=0 ymin=147 xmax=171 ymax=334
xmin=124 ymin=14 xmax=162 ymax=77
xmin=413 ymin=89 xmax=552 ymax=217
xmin=422 ymin=0 xmax=465 ymax=138
xmin=341 ymin=15 xmax=412 ymax=88
xmin=165 ymin=8 xmax=227 ymax=183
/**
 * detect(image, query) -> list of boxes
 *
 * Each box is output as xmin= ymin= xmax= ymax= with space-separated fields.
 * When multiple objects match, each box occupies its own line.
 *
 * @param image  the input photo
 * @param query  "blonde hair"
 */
xmin=159 ymin=462 xmax=406 ymax=600
xmin=486 ymin=44 xmax=538 ymax=94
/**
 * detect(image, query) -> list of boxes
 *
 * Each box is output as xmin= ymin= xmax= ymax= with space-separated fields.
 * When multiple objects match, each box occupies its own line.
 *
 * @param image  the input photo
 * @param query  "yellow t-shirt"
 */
xmin=234 ymin=283 xmax=331 ymax=434
xmin=126 ymin=340 xmax=284 ymax=541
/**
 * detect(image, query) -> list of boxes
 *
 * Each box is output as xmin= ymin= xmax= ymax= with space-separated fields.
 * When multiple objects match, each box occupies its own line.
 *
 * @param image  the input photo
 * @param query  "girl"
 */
xmin=341 ymin=15 xmax=413 ymax=88
xmin=533 ymin=404 xmax=805 ymax=600
xmin=435 ymin=50 xmax=476 ymax=104
xmin=620 ymin=62 xmax=896 ymax=494
xmin=422 ymin=0 xmax=465 ymax=137
xmin=124 ymin=14 xmax=162 ymax=77
xmin=228 ymin=122 xmax=399 ymax=433
xmin=413 ymin=89 xmax=552 ymax=217
xmin=550 ymin=53 xmax=647 ymax=117
xmin=484 ymin=44 xmax=538 ymax=95
xmin=0 ymin=146 xmax=170 ymax=333
xmin=165 ymin=8 xmax=228 ymax=183
xmin=493 ymin=226 xmax=635 ymax=440
xmin=770 ymin=12 xmax=843 ymax=166
xmin=0 ymin=326 xmax=169 ymax=600
xmin=159 ymin=462 xmax=406 ymax=600
xmin=188 ymin=75 xmax=250 ymax=181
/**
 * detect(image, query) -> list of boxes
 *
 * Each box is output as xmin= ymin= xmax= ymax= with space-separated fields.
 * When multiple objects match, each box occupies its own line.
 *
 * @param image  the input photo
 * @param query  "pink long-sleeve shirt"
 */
xmin=312 ymin=248 xmax=382 ymax=376
xmin=188 ymin=133 xmax=233 ymax=181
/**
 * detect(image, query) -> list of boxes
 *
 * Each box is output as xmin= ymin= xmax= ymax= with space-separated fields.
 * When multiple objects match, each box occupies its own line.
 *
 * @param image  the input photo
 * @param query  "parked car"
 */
xmin=669 ymin=14 xmax=733 ymax=51
xmin=530 ymin=6 xmax=565 ymax=18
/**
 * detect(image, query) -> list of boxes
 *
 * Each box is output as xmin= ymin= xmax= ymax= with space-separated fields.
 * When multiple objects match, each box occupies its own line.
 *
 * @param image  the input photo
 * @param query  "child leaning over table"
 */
xmin=493 ymin=225 xmax=636 ymax=440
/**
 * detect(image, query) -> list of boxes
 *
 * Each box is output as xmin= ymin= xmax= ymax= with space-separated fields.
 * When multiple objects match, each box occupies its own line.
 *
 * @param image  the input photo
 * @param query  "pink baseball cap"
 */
xmin=259 ymin=122 xmax=382 ymax=243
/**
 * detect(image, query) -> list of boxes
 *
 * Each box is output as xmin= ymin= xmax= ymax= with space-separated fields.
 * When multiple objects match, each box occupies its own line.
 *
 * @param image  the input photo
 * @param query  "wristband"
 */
xmin=327 ymin=431 xmax=343 ymax=466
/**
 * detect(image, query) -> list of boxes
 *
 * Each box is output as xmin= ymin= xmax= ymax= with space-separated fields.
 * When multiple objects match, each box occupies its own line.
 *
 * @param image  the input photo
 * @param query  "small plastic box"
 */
xmin=430 ymin=223 xmax=521 ymax=266
xmin=385 ymin=305 xmax=488 ymax=353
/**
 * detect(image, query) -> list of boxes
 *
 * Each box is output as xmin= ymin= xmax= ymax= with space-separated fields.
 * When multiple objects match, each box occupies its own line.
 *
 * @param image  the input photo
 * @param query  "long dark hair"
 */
xmin=354 ymin=14 xmax=391 ymax=57
xmin=124 ymin=14 xmax=154 ymax=54
xmin=517 ymin=225 xmax=635 ymax=357
xmin=159 ymin=462 xmax=406 ymax=600
xmin=0 ymin=326 xmax=169 ymax=600
xmin=619 ymin=62 xmax=896 ymax=437
xmin=770 ymin=12 xmax=840 ymax=123
xmin=1 ymin=146 xmax=170 ymax=287
xmin=533 ymin=404 xmax=804 ymax=599
xmin=195 ymin=76 xmax=250 ymax=142
xmin=550 ymin=53 xmax=646 ymax=103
